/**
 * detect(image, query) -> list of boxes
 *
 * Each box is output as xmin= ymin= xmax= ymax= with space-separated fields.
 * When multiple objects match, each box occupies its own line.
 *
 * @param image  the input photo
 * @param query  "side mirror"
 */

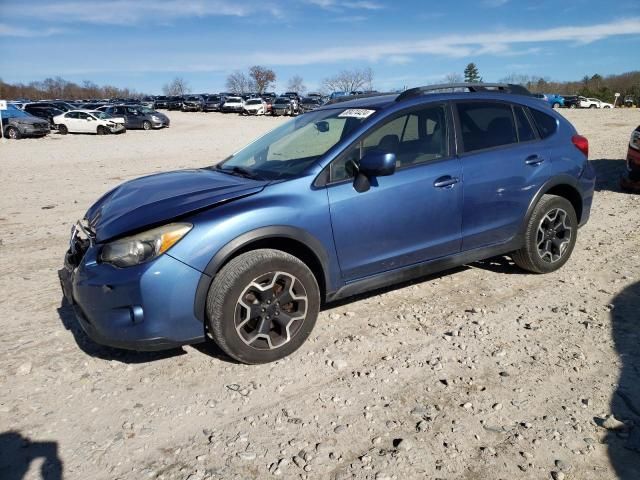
xmin=87 ymin=117 xmax=93 ymax=121
xmin=315 ymin=121 xmax=330 ymax=133
xmin=359 ymin=149 xmax=396 ymax=177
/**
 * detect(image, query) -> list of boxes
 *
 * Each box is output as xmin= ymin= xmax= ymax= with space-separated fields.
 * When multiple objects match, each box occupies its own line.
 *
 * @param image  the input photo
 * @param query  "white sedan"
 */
xmin=53 ymin=109 xmax=126 ymax=135
xmin=580 ymin=97 xmax=613 ymax=109
xmin=241 ymin=98 xmax=267 ymax=115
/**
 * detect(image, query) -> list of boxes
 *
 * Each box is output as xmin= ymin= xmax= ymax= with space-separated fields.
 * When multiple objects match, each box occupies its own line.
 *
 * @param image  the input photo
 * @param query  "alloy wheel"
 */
xmin=234 ymin=271 xmax=308 ymax=350
xmin=536 ymin=208 xmax=572 ymax=263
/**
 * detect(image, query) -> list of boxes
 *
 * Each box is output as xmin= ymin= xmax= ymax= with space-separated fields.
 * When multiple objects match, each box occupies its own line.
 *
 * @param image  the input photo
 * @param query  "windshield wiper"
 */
xmin=215 ymin=165 xmax=262 ymax=180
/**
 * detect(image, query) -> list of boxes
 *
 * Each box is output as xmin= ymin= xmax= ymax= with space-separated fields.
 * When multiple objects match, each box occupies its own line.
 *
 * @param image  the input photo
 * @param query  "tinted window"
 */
xmin=514 ymin=106 xmax=536 ymax=142
xmin=529 ymin=108 xmax=557 ymax=139
xmin=457 ymin=102 xmax=517 ymax=152
xmin=330 ymin=105 xmax=448 ymax=182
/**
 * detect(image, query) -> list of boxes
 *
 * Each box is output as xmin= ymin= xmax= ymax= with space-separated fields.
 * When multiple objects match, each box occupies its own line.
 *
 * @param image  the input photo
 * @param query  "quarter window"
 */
xmin=529 ymin=108 xmax=558 ymax=139
xmin=457 ymin=102 xmax=517 ymax=152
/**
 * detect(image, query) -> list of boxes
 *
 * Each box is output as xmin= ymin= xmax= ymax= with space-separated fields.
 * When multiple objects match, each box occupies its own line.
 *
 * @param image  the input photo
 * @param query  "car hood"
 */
xmin=85 ymin=169 xmax=267 ymax=242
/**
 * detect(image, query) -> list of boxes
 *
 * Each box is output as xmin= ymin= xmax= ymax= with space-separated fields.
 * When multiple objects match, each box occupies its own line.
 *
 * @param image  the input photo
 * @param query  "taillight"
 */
xmin=572 ymin=134 xmax=589 ymax=158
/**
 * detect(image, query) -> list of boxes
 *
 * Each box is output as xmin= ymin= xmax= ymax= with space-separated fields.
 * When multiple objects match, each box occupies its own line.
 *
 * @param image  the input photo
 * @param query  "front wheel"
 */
xmin=96 ymin=125 xmax=108 ymax=135
xmin=552 ymin=102 xmax=560 ymax=109
xmin=142 ymin=120 xmax=152 ymax=130
xmin=5 ymin=126 xmax=21 ymax=139
xmin=589 ymin=104 xmax=597 ymax=109
xmin=206 ymin=249 xmax=320 ymax=364
xmin=511 ymin=194 xmax=578 ymax=274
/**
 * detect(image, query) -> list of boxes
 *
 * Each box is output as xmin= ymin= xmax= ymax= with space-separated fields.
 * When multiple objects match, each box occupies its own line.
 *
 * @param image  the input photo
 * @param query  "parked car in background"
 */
xmin=299 ymin=97 xmax=323 ymax=113
xmin=283 ymin=91 xmax=301 ymax=102
xmin=203 ymin=95 xmax=225 ymax=112
xmin=579 ymin=97 xmax=602 ymax=108
xmin=24 ymin=101 xmax=75 ymax=112
xmin=271 ymin=96 xmax=298 ymax=116
xmin=23 ymin=104 xmax=65 ymax=129
xmin=221 ymin=96 xmax=245 ymax=113
xmin=182 ymin=95 xmax=205 ymax=112
xmin=0 ymin=104 xmax=50 ymax=139
xmin=241 ymin=98 xmax=267 ymax=115
xmin=624 ymin=95 xmax=637 ymax=108
xmin=561 ymin=95 xmax=581 ymax=109
xmin=58 ymin=82 xmax=595 ymax=364
xmin=621 ymin=125 xmax=640 ymax=192
xmin=98 ymin=105 xmax=169 ymax=129
xmin=140 ymin=96 xmax=156 ymax=109
xmin=53 ymin=110 xmax=125 ymax=135
xmin=532 ymin=93 xmax=564 ymax=108
xmin=155 ymin=96 xmax=169 ymax=109
xmin=167 ymin=96 xmax=184 ymax=111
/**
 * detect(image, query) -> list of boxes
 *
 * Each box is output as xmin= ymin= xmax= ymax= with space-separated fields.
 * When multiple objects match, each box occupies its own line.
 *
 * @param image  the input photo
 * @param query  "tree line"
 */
xmin=0 ymin=76 xmax=143 ymax=100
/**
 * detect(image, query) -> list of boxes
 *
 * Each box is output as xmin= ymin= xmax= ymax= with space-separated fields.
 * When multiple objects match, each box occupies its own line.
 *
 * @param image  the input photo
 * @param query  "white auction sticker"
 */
xmin=338 ymin=109 xmax=375 ymax=119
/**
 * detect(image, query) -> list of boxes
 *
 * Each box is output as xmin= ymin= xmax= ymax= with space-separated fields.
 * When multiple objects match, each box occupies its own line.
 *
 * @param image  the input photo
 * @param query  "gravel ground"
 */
xmin=0 ymin=109 xmax=639 ymax=480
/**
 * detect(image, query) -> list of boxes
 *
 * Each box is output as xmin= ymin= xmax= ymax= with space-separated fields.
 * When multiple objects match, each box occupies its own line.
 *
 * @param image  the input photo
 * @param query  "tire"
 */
xmin=206 ymin=249 xmax=320 ymax=364
xmin=142 ymin=121 xmax=152 ymax=130
xmin=552 ymin=102 xmax=560 ymax=109
xmin=6 ymin=126 xmax=21 ymax=140
xmin=570 ymin=104 xmax=577 ymax=109
xmin=96 ymin=126 xmax=108 ymax=135
xmin=511 ymin=194 xmax=578 ymax=274
xmin=58 ymin=124 xmax=68 ymax=135
xmin=589 ymin=104 xmax=596 ymax=109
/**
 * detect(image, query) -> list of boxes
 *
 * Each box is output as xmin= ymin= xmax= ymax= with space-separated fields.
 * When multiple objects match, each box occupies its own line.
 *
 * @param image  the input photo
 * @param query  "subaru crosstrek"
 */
xmin=59 ymin=83 xmax=596 ymax=364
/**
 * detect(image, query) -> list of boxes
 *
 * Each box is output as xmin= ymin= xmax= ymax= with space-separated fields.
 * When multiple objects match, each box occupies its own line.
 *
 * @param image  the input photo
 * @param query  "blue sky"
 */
xmin=1 ymin=0 xmax=639 ymax=94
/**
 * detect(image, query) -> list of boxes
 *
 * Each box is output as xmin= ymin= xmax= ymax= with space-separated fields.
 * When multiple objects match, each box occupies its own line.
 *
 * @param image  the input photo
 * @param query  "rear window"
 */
xmin=457 ymin=102 xmax=517 ymax=152
xmin=514 ymin=106 xmax=536 ymax=142
xmin=529 ymin=108 xmax=558 ymax=138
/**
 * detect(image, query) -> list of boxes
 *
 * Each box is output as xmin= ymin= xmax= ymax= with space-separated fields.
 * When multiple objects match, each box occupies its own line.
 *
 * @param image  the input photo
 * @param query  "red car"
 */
xmin=621 ymin=125 xmax=640 ymax=192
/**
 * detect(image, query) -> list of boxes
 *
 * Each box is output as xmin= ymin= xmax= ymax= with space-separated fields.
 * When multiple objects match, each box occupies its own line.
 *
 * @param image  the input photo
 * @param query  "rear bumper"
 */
xmin=59 ymin=249 xmax=206 ymax=351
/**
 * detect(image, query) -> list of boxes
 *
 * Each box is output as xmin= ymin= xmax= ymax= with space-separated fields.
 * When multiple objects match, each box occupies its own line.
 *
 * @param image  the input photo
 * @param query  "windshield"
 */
xmin=207 ymin=96 xmax=220 ymax=101
xmin=1 ymin=105 xmax=31 ymax=119
xmin=274 ymin=98 xmax=289 ymax=104
xmin=215 ymin=108 xmax=373 ymax=180
xmin=137 ymin=106 xmax=154 ymax=114
xmin=92 ymin=111 xmax=113 ymax=119
xmin=227 ymin=97 xmax=241 ymax=102
xmin=247 ymin=99 xmax=262 ymax=105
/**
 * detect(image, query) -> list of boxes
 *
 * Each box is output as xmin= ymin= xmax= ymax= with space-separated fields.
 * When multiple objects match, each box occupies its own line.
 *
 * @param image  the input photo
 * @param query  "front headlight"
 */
xmin=100 ymin=223 xmax=192 ymax=268
xmin=151 ymin=115 xmax=160 ymax=121
xmin=630 ymin=130 xmax=640 ymax=151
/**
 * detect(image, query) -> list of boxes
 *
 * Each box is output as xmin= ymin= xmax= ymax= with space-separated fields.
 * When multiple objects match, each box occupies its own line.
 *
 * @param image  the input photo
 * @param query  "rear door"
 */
xmin=454 ymin=101 xmax=548 ymax=250
xmin=63 ymin=112 xmax=81 ymax=132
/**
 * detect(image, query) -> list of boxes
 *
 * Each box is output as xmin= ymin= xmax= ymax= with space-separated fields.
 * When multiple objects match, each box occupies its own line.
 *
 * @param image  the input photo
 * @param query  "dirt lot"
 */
xmin=1 ymin=109 xmax=639 ymax=480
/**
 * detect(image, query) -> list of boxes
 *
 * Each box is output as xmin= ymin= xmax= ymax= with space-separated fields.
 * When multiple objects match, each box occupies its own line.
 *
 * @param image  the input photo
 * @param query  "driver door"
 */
xmin=76 ymin=111 xmax=94 ymax=132
xmin=326 ymin=104 xmax=463 ymax=281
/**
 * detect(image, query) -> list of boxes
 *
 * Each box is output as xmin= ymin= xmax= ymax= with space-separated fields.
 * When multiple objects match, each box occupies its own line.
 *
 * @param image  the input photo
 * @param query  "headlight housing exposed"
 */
xmin=630 ymin=130 xmax=640 ymax=151
xmin=100 ymin=223 xmax=192 ymax=268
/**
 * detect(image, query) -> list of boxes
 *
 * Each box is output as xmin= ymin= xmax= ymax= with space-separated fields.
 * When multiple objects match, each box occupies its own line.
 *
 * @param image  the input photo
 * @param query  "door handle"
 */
xmin=433 ymin=176 xmax=459 ymax=188
xmin=525 ymin=154 xmax=545 ymax=165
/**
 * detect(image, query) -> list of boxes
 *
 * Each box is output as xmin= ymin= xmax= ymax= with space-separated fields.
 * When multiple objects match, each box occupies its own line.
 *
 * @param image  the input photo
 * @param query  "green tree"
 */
xmin=464 ymin=63 xmax=482 ymax=83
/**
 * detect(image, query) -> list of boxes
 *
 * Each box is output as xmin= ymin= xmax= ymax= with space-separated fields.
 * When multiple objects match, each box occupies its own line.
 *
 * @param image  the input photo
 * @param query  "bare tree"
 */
xmin=286 ymin=75 xmax=306 ymax=94
xmin=249 ymin=66 xmax=276 ymax=94
xmin=225 ymin=71 xmax=253 ymax=94
xmin=444 ymin=72 xmax=463 ymax=83
xmin=162 ymin=77 xmax=191 ymax=96
xmin=321 ymin=68 xmax=375 ymax=93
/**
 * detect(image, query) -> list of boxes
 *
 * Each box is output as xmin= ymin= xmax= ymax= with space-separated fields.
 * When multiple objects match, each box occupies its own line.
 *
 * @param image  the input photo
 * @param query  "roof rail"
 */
xmin=395 ymin=83 xmax=532 ymax=102
xmin=325 ymin=92 xmax=394 ymax=105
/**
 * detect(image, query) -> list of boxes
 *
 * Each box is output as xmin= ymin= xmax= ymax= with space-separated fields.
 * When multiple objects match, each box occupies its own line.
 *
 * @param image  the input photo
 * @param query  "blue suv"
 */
xmin=59 ymin=83 xmax=595 ymax=364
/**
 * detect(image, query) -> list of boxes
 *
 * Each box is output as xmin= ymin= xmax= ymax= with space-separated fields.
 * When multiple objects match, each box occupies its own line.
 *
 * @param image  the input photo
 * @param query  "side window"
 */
xmin=65 ymin=112 xmax=78 ymax=119
xmin=457 ymin=102 xmax=517 ymax=152
xmin=329 ymin=105 xmax=448 ymax=183
xmin=529 ymin=108 xmax=557 ymax=139
xmin=77 ymin=112 xmax=89 ymax=120
xmin=514 ymin=106 xmax=536 ymax=142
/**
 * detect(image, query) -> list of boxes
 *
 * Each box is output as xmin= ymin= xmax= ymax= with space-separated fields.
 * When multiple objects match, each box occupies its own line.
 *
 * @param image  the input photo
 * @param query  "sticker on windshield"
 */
xmin=338 ymin=109 xmax=375 ymax=119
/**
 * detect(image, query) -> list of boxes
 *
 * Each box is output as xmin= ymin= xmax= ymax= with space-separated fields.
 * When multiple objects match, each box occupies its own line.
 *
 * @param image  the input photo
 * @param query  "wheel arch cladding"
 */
xmin=193 ymin=227 xmax=330 ymax=324
xmin=544 ymin=184 xmax=583 ymax=224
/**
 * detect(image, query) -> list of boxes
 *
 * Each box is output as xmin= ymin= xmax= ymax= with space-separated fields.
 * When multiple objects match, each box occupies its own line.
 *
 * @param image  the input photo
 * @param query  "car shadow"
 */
xmin=469 ymin=255 xmax=524 ymax=275
xmin=0 ymin=431 xmax=62 ymax=480
xmin=56 ymin=298 xmax=186 ymax=364
xmin=606 ymin=280 xmax=640 ymax=479
xmin=589 ymin=158 xmax=631 ymax=193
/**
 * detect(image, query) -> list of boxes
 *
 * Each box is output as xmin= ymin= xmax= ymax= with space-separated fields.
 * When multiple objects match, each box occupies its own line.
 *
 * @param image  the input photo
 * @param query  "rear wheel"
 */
xmin=511 ymin=194 xmax=577 ymax=274
xmin=5 ymin=126 xmax=21 ymax=139
xmin=142 ymin=120 xmax=152 ymax=130
xmin=206 ymin=249 xmax=320 ymax=364
xmin=58 ymin=124 xmax=68 ymax=135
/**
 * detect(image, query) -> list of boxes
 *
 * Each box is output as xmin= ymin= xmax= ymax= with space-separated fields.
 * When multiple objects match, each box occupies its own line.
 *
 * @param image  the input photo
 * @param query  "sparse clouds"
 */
xmin=1 ymin=0 xmax=285 ymax=26
xmin=0 ymin=23 xmax=65 ymax=37
xmin=482 ymin=0 xmax=510 ymax=7
xmin=307 ymin=0 xmax=384 ymax=11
